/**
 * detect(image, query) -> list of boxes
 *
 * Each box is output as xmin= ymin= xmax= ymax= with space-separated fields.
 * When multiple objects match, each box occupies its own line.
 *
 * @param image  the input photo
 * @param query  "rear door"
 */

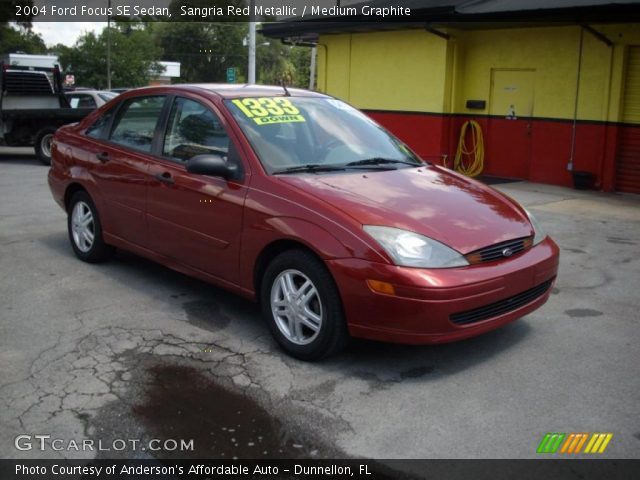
xmin=146 ymin=95 xmax=250 ymax=284
xmin=86 ymin=95 xmax=167 ymax=247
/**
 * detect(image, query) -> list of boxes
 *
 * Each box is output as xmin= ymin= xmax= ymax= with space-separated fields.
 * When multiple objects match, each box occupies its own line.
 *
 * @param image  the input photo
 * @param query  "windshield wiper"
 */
xmin=273 ymin=164 xmax=347 ymax=175
xmin=345 ymin=157 xmax=420 ymax=168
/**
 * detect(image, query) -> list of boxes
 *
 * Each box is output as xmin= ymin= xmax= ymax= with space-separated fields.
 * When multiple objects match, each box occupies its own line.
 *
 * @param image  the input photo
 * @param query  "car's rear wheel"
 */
xmin=67 ymin=191 xmax=114 ymax=263
xmin=35 ymin=127 xmax=57 ymax=166
xmin=261 ymin=250 xmax=349 ymax=360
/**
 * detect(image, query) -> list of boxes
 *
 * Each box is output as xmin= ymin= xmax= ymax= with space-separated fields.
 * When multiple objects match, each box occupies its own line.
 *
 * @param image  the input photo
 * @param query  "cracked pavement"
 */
xmin=1 ymin=148 xmax=639 ymax=461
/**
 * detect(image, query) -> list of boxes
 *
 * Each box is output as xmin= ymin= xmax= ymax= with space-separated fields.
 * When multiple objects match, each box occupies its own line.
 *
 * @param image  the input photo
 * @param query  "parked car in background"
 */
xmin=66 ymin=90 xmax=119 ymax=109
xmin=48 ymin=84 xmax=559 ymax=360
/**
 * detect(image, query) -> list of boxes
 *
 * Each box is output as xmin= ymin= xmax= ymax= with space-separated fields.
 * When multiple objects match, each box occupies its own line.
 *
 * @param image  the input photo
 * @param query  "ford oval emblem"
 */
xmin=502 ymin=248 xmax=514 ymax=257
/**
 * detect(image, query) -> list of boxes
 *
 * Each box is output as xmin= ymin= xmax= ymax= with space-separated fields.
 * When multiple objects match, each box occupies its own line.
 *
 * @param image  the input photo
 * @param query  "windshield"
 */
xmin=98 ymin=92 xmax=118 ymax=102
xmin=224 ymin=97 xmax=422 ymax=174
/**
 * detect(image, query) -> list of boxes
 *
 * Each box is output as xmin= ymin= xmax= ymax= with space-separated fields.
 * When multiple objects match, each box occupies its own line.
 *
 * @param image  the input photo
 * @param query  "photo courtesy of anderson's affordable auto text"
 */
xmin=1 ymin=0 xmax=639 ymax=479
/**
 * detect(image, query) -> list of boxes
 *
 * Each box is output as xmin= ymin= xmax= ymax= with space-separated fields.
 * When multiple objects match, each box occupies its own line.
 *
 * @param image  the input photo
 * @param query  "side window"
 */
xmin=86 ymin=106 xmax=116 ymax=139
xmin=68 ymin=96 xmax=80 ymax=108
xmin=77 ymin=95 xmax=97 ymax=109
xmin=162 ymin=97 xmax=229 ymax=162
xmin=109 ymin=96 xmax=165 ymax=153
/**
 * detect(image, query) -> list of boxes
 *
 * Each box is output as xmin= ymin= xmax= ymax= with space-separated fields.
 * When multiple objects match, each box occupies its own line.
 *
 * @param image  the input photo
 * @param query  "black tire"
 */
xmin=67 ymin=191 xmax=114 ymax=263
xmin=260 ymin=249 xmax=349 ymax=361
xmin=35 ymin=127 xmax=57 ymax=166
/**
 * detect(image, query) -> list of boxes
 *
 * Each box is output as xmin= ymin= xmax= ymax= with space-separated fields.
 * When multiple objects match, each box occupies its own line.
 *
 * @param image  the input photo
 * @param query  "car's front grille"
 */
xmin=465 ymin=236 xmax=533 ymax=264
xmin=450 ymin=279 xmax=554 ymax=325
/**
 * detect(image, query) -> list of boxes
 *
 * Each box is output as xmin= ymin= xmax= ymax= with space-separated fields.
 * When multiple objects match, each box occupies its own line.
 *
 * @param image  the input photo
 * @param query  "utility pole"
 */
xmin=248 ymin=0 xmax=256 ymax=84
xmin=107 ymin=0 xmax=111 ymax=90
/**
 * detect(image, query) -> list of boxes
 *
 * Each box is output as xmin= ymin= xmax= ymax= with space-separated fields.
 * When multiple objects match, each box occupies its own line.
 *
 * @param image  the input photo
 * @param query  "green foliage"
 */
xmin=151 ymin=0 xmax=247 ymax=83
xmin=290 ymin=46 xmax=312 ymax=88
xmin=153 ymin=23 xmax=312 ymax=88
xmin=256 ymin=36 xmax=312 ymax=88
xmin=52 ymin=24 xmax=162 ymax=89
xmin=0 ymin=0 xmax=314 ymax=91
xmin=152 ymin=0 xmax=311 ymax=87
xmin=154 ymin=22 xmax=248 ymax=83
xmin=0 ymin=24 xmax=46 ymax=55
xmin=0 ymin=1 xmax=35 ymax=27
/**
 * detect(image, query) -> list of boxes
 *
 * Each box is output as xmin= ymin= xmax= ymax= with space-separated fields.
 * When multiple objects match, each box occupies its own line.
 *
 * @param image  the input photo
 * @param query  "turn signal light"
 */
xmin=366 ymin=279 xmax=396 ymax=295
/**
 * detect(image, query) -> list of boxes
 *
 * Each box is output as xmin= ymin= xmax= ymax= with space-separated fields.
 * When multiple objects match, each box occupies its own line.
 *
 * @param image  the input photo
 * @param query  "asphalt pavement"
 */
xmin=1 ymin=147 xmax=639 ymax=462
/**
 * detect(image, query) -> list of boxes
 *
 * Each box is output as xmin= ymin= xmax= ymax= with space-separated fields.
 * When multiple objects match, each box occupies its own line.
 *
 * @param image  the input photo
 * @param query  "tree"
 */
xmin=151 ymin=0 xmax=247 ymax=83
xmin=154 ymin=22 xmax=248 ymax=83
xmin=0 ymin=23 xmax=46 ymax=55
xmin=290 ymin=46 xmax=312 ymax=88
xmin=1 ymin=1 xmax=46 ymax=56
xmin=0 ymin=0 xmax=35 ymax=27
xmin=53 ymin=24 xmax=162 ymax=89
xmin=255 ymin=35 xmax=312 ymax=88
xmin=255 ymin=34 xmax=290 ymax=85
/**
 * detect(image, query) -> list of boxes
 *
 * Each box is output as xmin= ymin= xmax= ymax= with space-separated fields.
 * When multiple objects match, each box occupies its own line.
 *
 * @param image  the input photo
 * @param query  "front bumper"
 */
xmin=327 ymin=236 xmax=559 ymax=344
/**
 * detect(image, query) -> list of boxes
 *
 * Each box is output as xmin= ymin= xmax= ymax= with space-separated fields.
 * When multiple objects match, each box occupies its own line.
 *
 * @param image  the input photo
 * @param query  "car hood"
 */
xmin=278 ymin=166 xmax=533 ymax=254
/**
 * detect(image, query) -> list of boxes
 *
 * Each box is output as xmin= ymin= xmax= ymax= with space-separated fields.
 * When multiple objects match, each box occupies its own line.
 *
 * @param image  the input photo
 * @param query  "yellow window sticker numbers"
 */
xmin=232 ymin=97 xmax=306 ymax=125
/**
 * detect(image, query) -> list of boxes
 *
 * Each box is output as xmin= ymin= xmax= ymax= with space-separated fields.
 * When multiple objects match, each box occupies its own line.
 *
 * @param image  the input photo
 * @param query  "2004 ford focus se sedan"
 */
xmin=48 ymin=84 xmax=559 ymax=360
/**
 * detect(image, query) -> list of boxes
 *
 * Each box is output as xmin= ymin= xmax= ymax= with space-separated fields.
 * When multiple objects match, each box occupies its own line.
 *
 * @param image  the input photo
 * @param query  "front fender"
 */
xmin=239 ymin=216 xmax=361 ymax=296
xmin=264 ymin=216 xmax=354 ymax=259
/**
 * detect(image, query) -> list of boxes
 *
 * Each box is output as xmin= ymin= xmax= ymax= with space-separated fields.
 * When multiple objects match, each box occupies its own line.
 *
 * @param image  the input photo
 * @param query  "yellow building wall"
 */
xmin=455 ymin=26 xmax=583 ymax=119
xmin=317 ymin=34 xmax=351 ymax=101
xmin=598 ymin=24 xmax=640 ymax=122
xmin=454 ymin=24 xmax=640 ymax=123
xmin=317 ymin=29 xmax=450 ymax=112
xmin=317 ymin=23 xmax=640 ymax=123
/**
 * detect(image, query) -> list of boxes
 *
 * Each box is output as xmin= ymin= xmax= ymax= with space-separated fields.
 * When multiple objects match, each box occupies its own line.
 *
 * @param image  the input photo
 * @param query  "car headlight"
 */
xmin=524 ymin=208 xmax=546 ymax=245
xmin=363 ymin=225 xmax=469 ymax=268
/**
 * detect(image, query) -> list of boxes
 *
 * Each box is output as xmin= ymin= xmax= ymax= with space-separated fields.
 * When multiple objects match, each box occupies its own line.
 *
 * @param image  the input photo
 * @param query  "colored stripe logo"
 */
xmin=537 ymin=433 xmax=613 ymax=454
xmin=537 ymin=433 xmax=566 ymax=453
xmin=584 ymin=433 xmax=614 ymax=454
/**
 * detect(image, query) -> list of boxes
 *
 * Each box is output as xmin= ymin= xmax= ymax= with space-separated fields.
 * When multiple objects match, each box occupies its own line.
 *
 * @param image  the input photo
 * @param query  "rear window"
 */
xmin=86 ymin=107 xmax=116 ymax=139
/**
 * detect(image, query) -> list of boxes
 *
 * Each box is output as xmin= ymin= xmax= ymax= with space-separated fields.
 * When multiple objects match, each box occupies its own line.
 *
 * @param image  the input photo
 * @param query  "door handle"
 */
xmin=154 ymin=172 xmax=175 ymax=185
xmin=96 ymin=152 xmax=109 ymax=163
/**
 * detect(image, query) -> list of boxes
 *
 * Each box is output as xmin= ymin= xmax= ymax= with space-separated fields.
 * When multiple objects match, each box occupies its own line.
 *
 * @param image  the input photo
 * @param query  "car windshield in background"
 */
xmin=98 ymin=92 xmax=118 ymax=102
xmin=224 ymin=97 xmax=422 ymax=174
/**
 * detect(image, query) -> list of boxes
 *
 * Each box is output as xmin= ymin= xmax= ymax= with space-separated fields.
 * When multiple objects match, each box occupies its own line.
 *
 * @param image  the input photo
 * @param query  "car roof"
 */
xmin=121 ymin=83 xmax=330 ymax=100
xmin=66 ymin=90 xmax=115 ymax=95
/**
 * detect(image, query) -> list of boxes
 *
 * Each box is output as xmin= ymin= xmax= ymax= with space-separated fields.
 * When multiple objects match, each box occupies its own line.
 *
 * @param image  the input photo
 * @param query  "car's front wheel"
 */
xmin=261 ymin=250 xmax=349 ymax=360
xmin=67 ymin=191 xmax=114 ymax=263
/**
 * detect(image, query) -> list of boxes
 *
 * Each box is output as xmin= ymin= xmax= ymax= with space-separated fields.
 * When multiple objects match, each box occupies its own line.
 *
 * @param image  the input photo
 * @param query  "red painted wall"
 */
xmin=365 ymin=111 xmax=446 ymax=163
xmin=365 ymin=110 xmax=621 ymax=191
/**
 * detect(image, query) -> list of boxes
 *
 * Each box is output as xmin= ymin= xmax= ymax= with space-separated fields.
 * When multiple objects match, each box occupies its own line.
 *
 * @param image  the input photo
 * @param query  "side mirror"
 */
xmin=186 ymin=154 xmax=239 ymax=180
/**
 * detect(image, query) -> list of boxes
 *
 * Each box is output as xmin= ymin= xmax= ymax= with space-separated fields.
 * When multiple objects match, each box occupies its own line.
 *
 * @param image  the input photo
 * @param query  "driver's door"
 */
xmin=146 ymin=96 xmax=249 ymax=284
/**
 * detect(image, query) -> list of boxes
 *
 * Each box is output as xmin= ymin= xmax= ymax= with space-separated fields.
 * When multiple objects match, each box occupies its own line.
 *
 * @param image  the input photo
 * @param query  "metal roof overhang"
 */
xmin=260 ymin=3 xmax=640 ymax=43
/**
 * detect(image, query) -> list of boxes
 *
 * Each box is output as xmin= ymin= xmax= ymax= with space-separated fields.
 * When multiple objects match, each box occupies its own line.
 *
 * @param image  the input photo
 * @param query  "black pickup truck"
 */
xmin=0 ymin=63 xmax=94 ymax=164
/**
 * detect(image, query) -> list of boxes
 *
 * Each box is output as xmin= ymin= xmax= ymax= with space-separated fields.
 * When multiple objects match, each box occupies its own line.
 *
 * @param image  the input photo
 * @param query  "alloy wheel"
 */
xmin=270 ymin=269 xmax=323 ymax=345
xmin=71 ymin=201 xmax=95 ymax=253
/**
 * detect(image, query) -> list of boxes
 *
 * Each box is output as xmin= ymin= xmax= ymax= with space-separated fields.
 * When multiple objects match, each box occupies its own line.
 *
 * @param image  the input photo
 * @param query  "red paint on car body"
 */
xmin=48 ymin=84 xmax=559 ymax=345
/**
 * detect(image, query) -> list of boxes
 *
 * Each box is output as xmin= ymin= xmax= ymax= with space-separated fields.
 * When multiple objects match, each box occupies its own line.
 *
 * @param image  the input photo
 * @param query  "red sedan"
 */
xmin=48 ymin=84 xmax=559 ymax=360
